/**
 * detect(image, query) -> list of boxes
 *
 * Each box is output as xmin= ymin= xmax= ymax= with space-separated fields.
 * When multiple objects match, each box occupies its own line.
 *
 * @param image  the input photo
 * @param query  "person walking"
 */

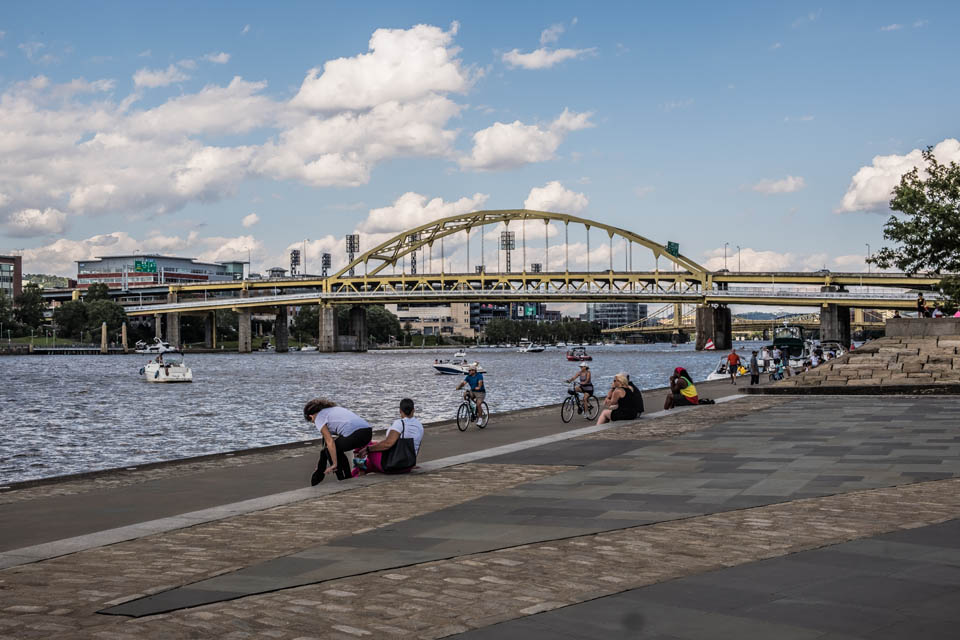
xmin=726 ymin=348 xmax=741 ymax=385
xmin=917 ymin=293 xmax=927 ymax=317
xmin=749 ymin=350 xmax=760 ymax=385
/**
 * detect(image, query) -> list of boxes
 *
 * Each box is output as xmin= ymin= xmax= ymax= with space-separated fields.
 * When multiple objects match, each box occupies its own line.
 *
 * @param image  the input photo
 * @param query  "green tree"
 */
xmin=84 ymin=283 xmax=111 ymax=302
xmin=53 ymin=300 xmax=88 ymax=341
xmin=14 ymin=282 xmax=47 ymax=329
xmin=0 ymin=290 xmax=13 ymax=328
xmin=86 ymin=299 xmax=127 ymax=337
xmin=292 ymin=305 xmax=320 ymax=341
xmin=366 ymin=305 xmax=401 ymax=344
xmin=937 ymin=275 xmax=960 ymax=313
xmin=870 ymin=146 xmax=960 ymax=274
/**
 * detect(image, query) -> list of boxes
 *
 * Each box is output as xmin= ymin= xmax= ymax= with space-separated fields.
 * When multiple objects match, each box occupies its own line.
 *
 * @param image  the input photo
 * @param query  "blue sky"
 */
xmin=1 ymin=1 xmax=957 ymax=279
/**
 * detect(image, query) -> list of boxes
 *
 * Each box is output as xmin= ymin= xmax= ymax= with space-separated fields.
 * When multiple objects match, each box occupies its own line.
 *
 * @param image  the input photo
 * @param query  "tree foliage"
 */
xmin=14 ymin=283 xmax=47 ymax=329
xmin=0 ymin=290 xmax=13 ymax=328
xmin=870 ymin=147 xmax=960 ymax=274
xmin=938 ymin=275 xmax=960 ymax=313
xmin=366 ymin=305 xmax=401 ymax=343
xmin=86 ymin=299 xmax=127 ymax=335
xmin=292 ymin=305 xmax=319 ymax=341
xmin=482 ymin=318 xmax=600 ymax=344
xmin=84 ymin=283 xmax=111 ymax=302
xmin=53 ymin=300 xmax=88 ymax=340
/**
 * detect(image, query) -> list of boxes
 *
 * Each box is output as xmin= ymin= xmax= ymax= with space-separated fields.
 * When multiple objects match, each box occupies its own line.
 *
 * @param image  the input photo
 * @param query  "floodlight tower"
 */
xmin=345 ymin=234 xmax=360 ymax=277
xmin=321 ymin=253 xmax=331 ymax=277
xmin=289 ymin=249 xmax=301 ymax=276
xmin=530 ymin=263 xmax=542 ymax=273
xmin=407 ymin=232 xmax=419 ymax=274
xmin=500 ymin=230 xmax=516 ymax=273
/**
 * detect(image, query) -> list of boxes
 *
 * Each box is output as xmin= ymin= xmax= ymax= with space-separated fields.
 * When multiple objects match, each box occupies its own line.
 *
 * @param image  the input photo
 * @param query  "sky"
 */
xmin=1 ymin=1 xmax=958 ymax=284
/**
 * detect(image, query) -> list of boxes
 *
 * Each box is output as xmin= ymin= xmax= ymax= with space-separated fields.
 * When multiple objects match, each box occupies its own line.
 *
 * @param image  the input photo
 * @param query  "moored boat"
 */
xmin=135 ymin=337 xmax=179 ymax=355
xmin=565 ymin=346 xmax=592 ymax=361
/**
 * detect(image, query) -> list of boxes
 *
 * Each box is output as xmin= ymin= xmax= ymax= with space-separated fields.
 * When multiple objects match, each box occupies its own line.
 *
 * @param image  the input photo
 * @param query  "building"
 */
xmin=387 ymin=302 xmax=475 ymax=338
xmin=470 ymin=302 xmax=510 ymax=331
xmin=0 ymin=255 xmax=23 ymax=299
xmin=75 ymin=254 xmax=236 ymax=290
xmin=585 ymin=302 xmax=649 ymax=329
xmin=220 ymin=261 xmax=250 ymax=280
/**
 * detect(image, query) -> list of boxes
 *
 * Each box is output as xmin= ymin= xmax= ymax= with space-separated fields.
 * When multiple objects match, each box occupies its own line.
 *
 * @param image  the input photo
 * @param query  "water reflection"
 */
xmin=0 ymin=342 xmax=748 ymax=483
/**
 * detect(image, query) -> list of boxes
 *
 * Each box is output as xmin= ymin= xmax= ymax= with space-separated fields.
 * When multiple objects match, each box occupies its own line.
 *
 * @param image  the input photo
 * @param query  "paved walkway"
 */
xmin=2 ymin=388 xmax=959 ymax=638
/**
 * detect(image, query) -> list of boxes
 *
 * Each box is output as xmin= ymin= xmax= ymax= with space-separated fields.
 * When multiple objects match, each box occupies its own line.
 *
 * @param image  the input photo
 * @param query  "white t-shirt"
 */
xmin=387 ymin=417 xmax=424 ymax=453
xmin=314 ymin=406 xmax=370 ymax=438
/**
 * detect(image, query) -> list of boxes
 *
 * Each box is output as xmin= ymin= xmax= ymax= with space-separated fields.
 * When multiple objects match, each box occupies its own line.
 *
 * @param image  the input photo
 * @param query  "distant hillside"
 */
xmin=24 ymin=274 xmax=69 ymax=288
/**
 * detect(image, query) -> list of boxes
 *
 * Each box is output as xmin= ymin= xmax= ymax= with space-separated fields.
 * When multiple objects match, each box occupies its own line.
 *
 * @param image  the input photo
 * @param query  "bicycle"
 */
xmin=561 ymin=384 xmax=600 ymax=423
xmin=457 ymin=393 xmax=489 ymax=431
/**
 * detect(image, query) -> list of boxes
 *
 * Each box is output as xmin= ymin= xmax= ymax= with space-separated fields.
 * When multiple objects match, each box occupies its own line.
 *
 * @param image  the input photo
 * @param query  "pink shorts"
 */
xmin=351 ymin=441 xmax=414 ymax=477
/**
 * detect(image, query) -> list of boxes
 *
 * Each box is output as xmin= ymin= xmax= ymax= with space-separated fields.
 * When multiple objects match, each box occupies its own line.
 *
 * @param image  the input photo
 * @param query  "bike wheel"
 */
xmin=456 ymin=403 xmax=470 ymax=431
xmin=584 ymin=395 xmax=600 ymax=420
xmin=476 ymin=402 xmax=489 ymax=428
xmin=561 ymin=396 xmax=575 ymax=423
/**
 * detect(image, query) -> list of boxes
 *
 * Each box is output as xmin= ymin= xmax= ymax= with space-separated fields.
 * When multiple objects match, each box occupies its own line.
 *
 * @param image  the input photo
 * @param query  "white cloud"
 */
xmin=178 ymin=58 xmax=197 ymax=70
xmin=879 ymin=23 xmax=902 ymax=31
xmin=133 ymin=64 xmax=189 ymax=88
xmin=357 ymin=191 xmax=489 ymax=235
xmin=540 ymin=24 xmax=565 ymax=45
xmin=524 ymin=181 xmax=588 ymax=213
xmin=770 ymin=42 xmax=782 ymax=50
xmin=3 ymin=208 xmax=68 ymax=237
xmin=913 ymin=19 xmax=929 ymax=28
xmin=204 ymin=52 xmax=230 ymax=64
xmin=838 ymin=138 xmax=960 ymax=212
xmin=501 ymin=47 xmax=595 ymax=70
xmin=662 ymin=99 xmax=694 ymax=112
xmin=241 ymin=24 xmax=251 ymax=35
xmin=751 ymin=175 xmax=806 ymax=194
xmin=138 ymin=49 xmax=151 ymax=57
xmin=792 ymin=10 xmax=822 ymax=28
xmin=241 ymin=213 xmax=260 ymax=227
xmin=292 ymin=22 xmax=469 ymax=111
xmin=634 ymin=185 xmax=655 ymax=198
xmin=460 ymin=108 xmax=594 ymax=171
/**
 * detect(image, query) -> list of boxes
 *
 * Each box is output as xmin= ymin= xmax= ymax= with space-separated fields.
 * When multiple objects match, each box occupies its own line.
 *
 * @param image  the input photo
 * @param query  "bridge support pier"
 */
xmin=820 ymin=304 xmax=851 ymax=346
xmin=204 ymin=313 xmax=216 ymax=349
xmin=695 ymin=305 xmax=732 ymax=351
xmin=275 ymin=306 xmax=289 ymax=353
xmin=350 ymin=306 xmax=368 ymax=352
xmin=122 ymin=322 xmax=128 ymax=353
xmin=154 ymin=314 xmax=163 ymax=340
xmin=238 ymin=310 xmax=252 ymax=353
xmin=166 ymin=313 xmax=181 ymax=350
xmin=100 ymin=322 xmax=108 ymax=354
xmin=318 ymin=305 xmax=338 ymax=352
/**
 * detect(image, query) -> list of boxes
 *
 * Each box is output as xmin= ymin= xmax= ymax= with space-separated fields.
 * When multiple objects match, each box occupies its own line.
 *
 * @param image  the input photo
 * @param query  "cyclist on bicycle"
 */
xmin=456 ymin=364 xmax=485 ymax=422
xmin=565 ymin=363 xmax=594 ymax=412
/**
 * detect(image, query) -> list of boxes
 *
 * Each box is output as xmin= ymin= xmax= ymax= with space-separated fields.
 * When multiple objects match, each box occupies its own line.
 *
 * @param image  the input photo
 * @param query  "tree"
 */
xmin=292 ymin=305 xmax=320 ymax=341
xmin=86 ymin=299 xmax=127 ymax=336
xmin=0 ymin=290 xmax=13 ymax=327
xmin=84 ymin=283 xmax=111 ymax=302
xmin=14 ymin=283 xmax=47 ymax=329
xmin=869 ymin=146 xmax=960 ymax=274
xmin=937 ymin=275 xmax=960 ymax=314
xmin=53 ymin=300 xmax=88 ymax=341
xmin=366 ymin=305 xmax=401 ymax=343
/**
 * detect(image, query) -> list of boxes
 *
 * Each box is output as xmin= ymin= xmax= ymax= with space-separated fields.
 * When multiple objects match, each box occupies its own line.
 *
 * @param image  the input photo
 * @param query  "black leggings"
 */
xmin=319 ymin=428 xmax=372 ymax=479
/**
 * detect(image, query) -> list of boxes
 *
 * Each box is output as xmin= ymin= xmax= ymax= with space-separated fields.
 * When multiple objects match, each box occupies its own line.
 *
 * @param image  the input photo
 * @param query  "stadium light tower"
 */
xmin=407 ymin=232 xmax=419 ymax=275
xmin=321 ymin=252 xmax=331 ymax=277
xmin=345 ymin=234 xmax=360 ymax=277
xmin=500 ymin=230 xmax=516 ymax=273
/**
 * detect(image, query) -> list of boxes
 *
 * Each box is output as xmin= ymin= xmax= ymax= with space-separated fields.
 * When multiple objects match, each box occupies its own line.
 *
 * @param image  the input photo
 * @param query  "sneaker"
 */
xmin=577 ymin=406 xmax=583 ymax=414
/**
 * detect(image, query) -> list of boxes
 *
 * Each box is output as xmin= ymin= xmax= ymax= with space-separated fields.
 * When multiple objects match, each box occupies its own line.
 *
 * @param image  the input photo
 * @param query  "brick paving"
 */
xmin=2 ymin=395 xmax=958 ymax=639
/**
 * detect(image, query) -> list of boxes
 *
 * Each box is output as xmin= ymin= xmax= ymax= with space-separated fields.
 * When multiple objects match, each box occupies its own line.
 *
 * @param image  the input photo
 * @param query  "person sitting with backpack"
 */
xmin=352 ymin=397 xmax=424 ymax=476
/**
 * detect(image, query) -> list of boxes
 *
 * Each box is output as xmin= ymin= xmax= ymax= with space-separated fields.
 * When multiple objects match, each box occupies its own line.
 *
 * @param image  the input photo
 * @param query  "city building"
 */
xmin=470 ymin=302 xmax=510 ymax=331
xmin=0 ymin=255 xmax=22 ymax=299
xmin=220 ymin=261 xmax=250 ymax=280
xmin=75 ymin=254 xmax=236 ymax=290
xmin=387 ymin=302 xmax=475 ymax=338
xmin=585 ymin=302 xmax=649 ymax=329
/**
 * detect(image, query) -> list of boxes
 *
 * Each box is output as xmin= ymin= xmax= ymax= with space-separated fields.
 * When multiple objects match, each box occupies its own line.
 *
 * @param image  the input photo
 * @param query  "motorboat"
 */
xmin=706 ymin=358 xmax=732 ymax=381
xmin=300 ymin=345 xmax=318 ymax=352
xmin=566 ymin=346 xmax=592 ymax=361
xmin=140 ymin=353 xmax=193 ymax=383
xmin=134 ymin=337 xmax=179 ymax=355
xmin=517 ymin=340 xmax=545 ymax=353
xmin=453 ymin=349 xmax=467 ymax=358
xmin=433 ymin=358 xmax=486 ymax=375
xmin=555 ymin=341 xmax=567 ymax=348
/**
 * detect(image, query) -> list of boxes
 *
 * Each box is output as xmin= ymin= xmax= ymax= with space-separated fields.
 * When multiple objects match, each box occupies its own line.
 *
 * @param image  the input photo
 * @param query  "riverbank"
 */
xmin=2 ymin=392 xmax=959 ymax=638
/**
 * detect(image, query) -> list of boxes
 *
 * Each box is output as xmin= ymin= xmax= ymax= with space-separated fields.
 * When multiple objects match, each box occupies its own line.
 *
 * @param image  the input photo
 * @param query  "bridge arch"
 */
xmin=332 ymin=209 xmax=707 ymax=280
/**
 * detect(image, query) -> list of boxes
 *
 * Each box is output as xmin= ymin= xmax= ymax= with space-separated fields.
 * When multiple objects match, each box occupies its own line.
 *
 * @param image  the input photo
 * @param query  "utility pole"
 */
xmin=866 ymin=243 xmax=871 ymax=274
xmin=736 ymin=245 xmax=741 ymax=272
xmin=724 ymin=242 xmax=728 ymax=270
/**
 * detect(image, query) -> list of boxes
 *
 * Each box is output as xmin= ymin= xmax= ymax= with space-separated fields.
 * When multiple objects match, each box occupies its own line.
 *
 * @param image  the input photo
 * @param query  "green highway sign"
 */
xmin=134 ymin=259 xmax=157 ymax=273
xmin=666 ymin=241 xmax=680 ymax=257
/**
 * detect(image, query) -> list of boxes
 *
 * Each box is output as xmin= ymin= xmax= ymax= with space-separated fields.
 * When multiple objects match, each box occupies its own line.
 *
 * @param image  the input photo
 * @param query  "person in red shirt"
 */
xmin=726 ymin=348 xmax=741 ymax=385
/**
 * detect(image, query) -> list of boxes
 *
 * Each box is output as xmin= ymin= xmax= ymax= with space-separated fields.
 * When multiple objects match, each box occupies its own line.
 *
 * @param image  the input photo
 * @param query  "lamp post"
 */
xmin=736 ymin=245 xmax=741 ymax=272
xmin=865 ymin=243 xmax=871 ymax=274
xmin=723 ymin=242 xmax=728 ymax=270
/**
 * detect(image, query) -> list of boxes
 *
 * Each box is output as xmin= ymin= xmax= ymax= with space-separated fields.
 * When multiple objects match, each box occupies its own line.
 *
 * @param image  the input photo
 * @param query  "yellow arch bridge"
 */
xmin=108 ymin=210 xmax=939 ymax=352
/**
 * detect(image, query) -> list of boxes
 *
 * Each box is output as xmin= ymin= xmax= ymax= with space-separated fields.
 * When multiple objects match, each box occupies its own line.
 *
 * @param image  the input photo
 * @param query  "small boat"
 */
xmin=453 ymin=349 xmax=467 ymax=358
xmin=300 ymin=345 xmax=318 ymax=352
xmin=517 ymin=339 xmax=545 ymax=353
xmin=566 ymin=346 xmax=592 ymax=361
xmin=135 ymin=337 xmax=178 ymax=354
xmin=706 ymin=358 xmax=735 ymax=381
xmin=140 ymin=353 xmax=193 ymax=383
xmin=433 ymin=358 xmax=486 ymax=375
xmin=555 ymin=341 xmax=567 ymax=348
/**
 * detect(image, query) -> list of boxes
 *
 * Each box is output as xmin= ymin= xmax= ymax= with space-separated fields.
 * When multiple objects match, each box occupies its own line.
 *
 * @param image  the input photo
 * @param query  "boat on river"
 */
xmin=566 ymin=346 xmax=592 ymax=361
xmin=134 ymin=337 xmax=179 ymax=354
xmin=433 ymin=358 xmax=486 ymax=375
xmin=517 ymin=339 xmax=545 ymax=353
xmin=140 ymin=353 xmax=193 ymax=383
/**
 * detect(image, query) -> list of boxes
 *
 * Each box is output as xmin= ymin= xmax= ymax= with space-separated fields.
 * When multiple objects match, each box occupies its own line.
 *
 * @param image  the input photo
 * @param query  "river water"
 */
xmin=0 ymin=342 xmax=748 ymax=484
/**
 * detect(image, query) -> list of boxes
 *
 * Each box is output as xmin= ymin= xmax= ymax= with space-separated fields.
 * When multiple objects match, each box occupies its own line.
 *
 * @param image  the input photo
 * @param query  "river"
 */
xmin=0 ymin=342 xmax=753 ymax=484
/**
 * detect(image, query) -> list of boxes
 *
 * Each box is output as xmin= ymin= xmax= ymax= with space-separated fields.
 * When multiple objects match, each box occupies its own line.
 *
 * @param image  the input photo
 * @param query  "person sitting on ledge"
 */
xmin=304 ymin=397 xmax=372 ymax=485
xmin=596 ymin=373 xmax=642 ymax=425
xmin=664 ymin=367 xmax=699 ymax=410
xmin=352 ymin=397 xmax=424 ymax=477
